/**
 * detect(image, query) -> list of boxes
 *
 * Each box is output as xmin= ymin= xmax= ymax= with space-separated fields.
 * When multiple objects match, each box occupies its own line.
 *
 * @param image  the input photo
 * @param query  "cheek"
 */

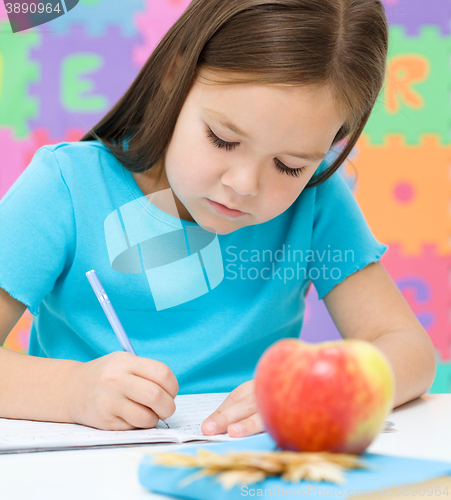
xmin=260 ymin=177 xmax=310 ymax=218
xmin=165 ymin=138 xmax=216 ymax=194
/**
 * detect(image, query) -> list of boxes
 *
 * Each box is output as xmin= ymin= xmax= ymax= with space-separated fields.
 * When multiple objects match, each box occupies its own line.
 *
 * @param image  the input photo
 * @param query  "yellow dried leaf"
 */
xmin=217 ymin=469 xmax=268 ymax=490
xmin=177 ymin=469 xmax=215 ymax=489
xmin=283 ymin=461 xmax=346 ymax=485
xmin=149 ymin=447 xmax=369 ymax=489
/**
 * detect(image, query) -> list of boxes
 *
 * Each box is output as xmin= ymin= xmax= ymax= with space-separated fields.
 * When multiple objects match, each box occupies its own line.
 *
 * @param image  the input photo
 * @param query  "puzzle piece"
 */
xmin=301 ymin=285 xmax=343 ymax=344
xmin=429 ymin=355 xmax=451 ymax=394
xmin=3 ymin=310 xmax=32 ymax=354
xmin=0 ymin=1 xmax=9 ymax=21
xmin=24 ymin=127 xmax=86 ymax=164
xmin=48 ymin=0 xmax=145 ymax=37
xmin=348 ymin=134 xmax=451 ymax=255
xmin=303 ymin=243 xmax=451 ymax=362
xmin=28 ymin=24 xmax=141 ymax=136
xmin=0 ymin=22 xmax=39 ymax=138
xmin=134 ymin=0 xmax=192 ymax=68
xmin=380 ymin=245 xmax=451 ymax=361
xmin=382 ymin=0 xmax=451 ymax=36
xmin=0 ymin=127 xmax=86 ymax=200
xmin=364 ymin=27 xmax=451 ymax=145
xmin=0 ymin=127 xmax=34 ymax=199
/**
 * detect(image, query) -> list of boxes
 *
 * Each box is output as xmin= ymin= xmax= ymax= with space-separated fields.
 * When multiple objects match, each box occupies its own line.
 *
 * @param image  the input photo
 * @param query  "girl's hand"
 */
xmin=68 ymin=351 xmax=178 ymax=431
xmin=201 ymin=380 xmax=265 ymax=438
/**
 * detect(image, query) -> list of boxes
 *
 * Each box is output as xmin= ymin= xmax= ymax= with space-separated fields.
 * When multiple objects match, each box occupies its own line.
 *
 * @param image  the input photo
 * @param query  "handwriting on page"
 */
xmin=0 ymin=393 xmax=234 ymax=453
xmin=157 ymin=392 xmax=229 ymax=435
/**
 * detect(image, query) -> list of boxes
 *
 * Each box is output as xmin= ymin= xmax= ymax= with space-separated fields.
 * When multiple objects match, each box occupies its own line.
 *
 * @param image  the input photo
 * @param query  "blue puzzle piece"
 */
xmin=49 ymin=0 xmax=145 ymax=36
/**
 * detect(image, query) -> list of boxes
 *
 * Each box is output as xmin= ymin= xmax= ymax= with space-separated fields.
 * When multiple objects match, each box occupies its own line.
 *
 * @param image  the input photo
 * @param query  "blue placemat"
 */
xmin=138 ymin=433 xmax=451 ymax=499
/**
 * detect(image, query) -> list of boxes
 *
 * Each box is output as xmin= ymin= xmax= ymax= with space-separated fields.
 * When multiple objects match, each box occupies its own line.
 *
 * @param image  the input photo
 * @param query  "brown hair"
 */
xmin=80 ymin=0 xmax=388 ymax=188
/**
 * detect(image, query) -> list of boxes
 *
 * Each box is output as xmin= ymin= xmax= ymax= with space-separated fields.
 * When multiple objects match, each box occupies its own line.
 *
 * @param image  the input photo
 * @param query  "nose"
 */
xmin=221 ymin=161 xmax=260 ymax=197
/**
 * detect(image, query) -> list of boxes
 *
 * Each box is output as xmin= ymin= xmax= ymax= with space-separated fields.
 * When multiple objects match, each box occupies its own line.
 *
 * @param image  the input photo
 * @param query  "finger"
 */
xmin=202 ymin=390 xmax=257 ymax=435
xmin=111 ymin=415 xmax=136 ymax=431
xmin=87 ymin=414 xmax=137 ymax=431
xmin=106 ymin=415 xmax=139 ymax=431
xmin=116 ymin=396 xmax=161 ymax=429
xmin=203 ymin=380 xmax=254 ymax=424
xmin=121 ymin=373 xmax=176 ymax=421
xmin=227 ymin=412 xmax=265 ymax=438
xmin=130 ymin=356 xmax=179 ymax=399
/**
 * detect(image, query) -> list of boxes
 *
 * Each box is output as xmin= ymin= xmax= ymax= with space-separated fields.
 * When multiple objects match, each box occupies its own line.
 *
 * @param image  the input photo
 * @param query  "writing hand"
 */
xmin=70 ymin=352 xmax=178 ymax=431
xmin=201 ymin=380 xmax=265 ymax=438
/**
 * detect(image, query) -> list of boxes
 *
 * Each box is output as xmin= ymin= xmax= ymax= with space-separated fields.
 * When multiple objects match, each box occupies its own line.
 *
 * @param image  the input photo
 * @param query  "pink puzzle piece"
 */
xmin=0 ymin=128 xmax=34 ymax=200
xmin=22 ymin=128 xmax=86 ymax=165
xmin=134 ymin=0 xmax=192 ymax=68
xmin=381 ymin=244 xmax=451 ymax=362
xmin=0 ymin=1 xmax=8 ymax=21
xmin=0 ymin=127 xmax=86 ymax=201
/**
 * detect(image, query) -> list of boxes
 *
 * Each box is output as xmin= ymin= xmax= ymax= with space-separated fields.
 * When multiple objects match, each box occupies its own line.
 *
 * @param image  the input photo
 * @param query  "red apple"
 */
xmin=254 ymin=338 xmax=395 ymax=454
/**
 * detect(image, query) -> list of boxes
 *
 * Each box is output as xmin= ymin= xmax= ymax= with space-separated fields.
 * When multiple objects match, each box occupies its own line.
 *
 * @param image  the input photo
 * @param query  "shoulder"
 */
xmin=40 ymin=140 xmax=115 ymax=165
xmin=33 ymin=140 xmax=122 ymax=182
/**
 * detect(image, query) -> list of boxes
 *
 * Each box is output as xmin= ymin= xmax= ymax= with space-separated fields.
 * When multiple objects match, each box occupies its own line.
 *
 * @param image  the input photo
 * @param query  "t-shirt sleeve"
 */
xmin=0 ymin=146 xmax=76 ymax=316
xmin=308 ymin=168 xmax=388 ymax=300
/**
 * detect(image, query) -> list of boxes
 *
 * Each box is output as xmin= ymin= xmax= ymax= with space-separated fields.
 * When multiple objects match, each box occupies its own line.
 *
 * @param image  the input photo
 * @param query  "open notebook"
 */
xmin=0 ymin=392 xmax=240 ymax=454
xmin=0 ymin=392 xmax=396 ymax=454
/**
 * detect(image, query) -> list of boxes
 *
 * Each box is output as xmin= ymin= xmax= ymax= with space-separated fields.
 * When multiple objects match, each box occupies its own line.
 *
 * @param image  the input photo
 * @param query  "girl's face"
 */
xmin=152 ymin=70 xmax=344 ymax=235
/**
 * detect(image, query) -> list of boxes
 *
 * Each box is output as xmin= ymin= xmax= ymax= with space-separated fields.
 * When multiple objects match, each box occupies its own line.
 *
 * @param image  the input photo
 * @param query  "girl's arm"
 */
xmin=0 ymin=287 xmax=82 ymax=423
xmin=201 ymin=261 xmax=437 ymax=438
xmin=322 ymin=261 xmax=437 ymax=409
xmin=0 ymin=287 xmax=178 ymax=429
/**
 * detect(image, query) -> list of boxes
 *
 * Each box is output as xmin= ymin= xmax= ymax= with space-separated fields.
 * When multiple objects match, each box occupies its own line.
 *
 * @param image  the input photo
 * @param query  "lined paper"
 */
xmin=0 ymin=393 xmax=238 ymax=453
xmin=0 ymin=392 xmax=395 ymax=454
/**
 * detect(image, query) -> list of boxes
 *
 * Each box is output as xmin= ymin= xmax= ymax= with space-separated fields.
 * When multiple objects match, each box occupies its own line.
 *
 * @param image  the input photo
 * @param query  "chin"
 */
xmin=200 ymin=222 xmax=236 ymax=235
xmin=196 ymin=215 xmax=242 ymax=235
xmin=214 ymin=226 xmax=238 ymax=235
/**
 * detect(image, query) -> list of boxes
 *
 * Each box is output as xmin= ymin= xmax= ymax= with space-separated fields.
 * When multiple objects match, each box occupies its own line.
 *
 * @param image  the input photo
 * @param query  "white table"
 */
xmin=1 ymin=394 xmax=450 ymax=500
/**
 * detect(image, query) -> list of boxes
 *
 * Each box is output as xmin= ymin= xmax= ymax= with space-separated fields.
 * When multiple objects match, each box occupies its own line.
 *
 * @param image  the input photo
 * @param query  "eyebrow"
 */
xmin=202 ymin=108 xmax=327 ymax=162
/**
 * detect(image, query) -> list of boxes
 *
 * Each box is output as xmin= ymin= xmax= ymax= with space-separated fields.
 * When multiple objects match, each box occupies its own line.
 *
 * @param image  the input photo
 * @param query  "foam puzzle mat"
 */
xmin=0 ymin=0 xmax=450 ymax=393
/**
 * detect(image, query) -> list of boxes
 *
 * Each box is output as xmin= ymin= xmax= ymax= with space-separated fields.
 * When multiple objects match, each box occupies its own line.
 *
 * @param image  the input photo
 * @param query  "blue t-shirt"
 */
xmin=0 ymin=141 xmax=387 ymax=394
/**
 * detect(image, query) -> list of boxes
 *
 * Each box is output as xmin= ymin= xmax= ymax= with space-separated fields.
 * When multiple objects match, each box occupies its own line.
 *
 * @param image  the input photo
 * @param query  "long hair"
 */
xmin=80 ymin=0 xmax=388 ymax=188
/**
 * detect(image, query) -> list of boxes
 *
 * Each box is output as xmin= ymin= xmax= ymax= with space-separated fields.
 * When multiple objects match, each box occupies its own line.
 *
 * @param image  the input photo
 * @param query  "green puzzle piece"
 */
xmin=364 ymin=26 xmax=451 ymax=145
xmin=429 ymin=353 xmax=451 ymax=394
xmin=0 ymin=21 xmax=39 ymax=138
xmin=62 ymin=53 xmax=107 ymax=112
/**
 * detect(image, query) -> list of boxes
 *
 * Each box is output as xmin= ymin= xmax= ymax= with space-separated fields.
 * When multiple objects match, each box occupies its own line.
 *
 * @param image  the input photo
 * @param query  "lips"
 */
xmin=216 ymin=201 xmax=242 ymax=211
xmin=207 ymin=199 xmax=247 ymax=218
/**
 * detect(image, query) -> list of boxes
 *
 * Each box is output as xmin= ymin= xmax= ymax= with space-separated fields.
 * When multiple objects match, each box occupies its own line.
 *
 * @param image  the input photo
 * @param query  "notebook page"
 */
xmin=0 ymin=393 xmax=238 ymax=453
xmin=156 ymin=392 xmax=232 ymax=434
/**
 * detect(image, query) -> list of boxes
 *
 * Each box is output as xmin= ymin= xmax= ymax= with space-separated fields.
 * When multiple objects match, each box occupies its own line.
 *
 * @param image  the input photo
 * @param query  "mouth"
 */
xmin=207 ymin=199 xmax=247 ymax=218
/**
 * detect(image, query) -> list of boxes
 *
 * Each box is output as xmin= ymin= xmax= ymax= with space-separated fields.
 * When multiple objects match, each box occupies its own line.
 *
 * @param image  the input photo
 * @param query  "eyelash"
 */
xmin=205 ymin=127 xmax=307 ymax=178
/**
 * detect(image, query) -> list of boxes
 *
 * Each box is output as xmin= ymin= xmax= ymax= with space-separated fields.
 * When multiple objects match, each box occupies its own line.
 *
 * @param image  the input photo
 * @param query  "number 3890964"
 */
xmin=5 ymin=3 xmax=62 ymax=14
xmin=394 ymin=486 xmax=449 ymax=497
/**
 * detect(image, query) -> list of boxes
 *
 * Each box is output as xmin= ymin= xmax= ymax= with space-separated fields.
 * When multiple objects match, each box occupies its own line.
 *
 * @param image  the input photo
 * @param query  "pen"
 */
xmin=86 ymin=269 xmax=170 ymax=429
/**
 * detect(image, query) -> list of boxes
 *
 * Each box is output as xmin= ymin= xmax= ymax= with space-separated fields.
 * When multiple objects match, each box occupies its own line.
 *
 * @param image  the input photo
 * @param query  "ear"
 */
xmin=161 ymin=53 xmax=183 ymax=94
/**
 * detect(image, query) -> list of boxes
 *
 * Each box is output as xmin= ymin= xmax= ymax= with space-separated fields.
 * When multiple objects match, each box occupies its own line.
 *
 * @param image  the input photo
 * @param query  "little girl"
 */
xmin=0 ymin=0 xmax=436 ymax=438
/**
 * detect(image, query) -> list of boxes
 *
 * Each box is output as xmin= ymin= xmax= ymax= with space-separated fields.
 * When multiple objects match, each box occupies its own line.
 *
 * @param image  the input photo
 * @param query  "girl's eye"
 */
xmin=274 ymin=158 xmax=307 ymax=178
xmin=206 ymin=126 xmax=307 ymax=178
xmin=206 ymin=126 xmax=238 ymax=151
